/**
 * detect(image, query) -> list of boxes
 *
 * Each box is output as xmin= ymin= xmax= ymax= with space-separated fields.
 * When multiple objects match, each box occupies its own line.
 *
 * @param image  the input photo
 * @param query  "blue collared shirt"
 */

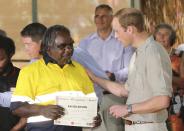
xmin=79 ymin=31 xmax=134 ymax=83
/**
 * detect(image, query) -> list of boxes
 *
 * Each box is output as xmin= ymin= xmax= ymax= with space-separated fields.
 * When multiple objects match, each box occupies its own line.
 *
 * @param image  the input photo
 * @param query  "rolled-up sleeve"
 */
xmin=146 ymin=46 xmax=172 ymax=97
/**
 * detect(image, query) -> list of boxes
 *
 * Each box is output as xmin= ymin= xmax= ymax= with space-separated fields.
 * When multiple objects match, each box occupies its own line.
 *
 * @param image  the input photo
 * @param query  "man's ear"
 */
xmin=126 ymin=26 xmax=134 ymax=34
xmin=38 ymin=40 xmax=42 ymax=44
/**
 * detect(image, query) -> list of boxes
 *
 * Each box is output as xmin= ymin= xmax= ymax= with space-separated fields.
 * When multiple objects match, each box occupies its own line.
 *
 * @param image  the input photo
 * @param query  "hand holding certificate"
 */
xmin=54 ymin=96 xmax=98 ymax=127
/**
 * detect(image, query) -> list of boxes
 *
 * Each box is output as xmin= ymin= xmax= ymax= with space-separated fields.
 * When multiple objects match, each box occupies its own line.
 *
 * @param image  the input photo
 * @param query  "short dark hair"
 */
xmin=41 ymin=25 xmax=73 ymax=54
xmin=95 ymin=4 xmax=113 ymax=14
xmin=21 ymin=22 xmax=47 ymax=43
xmin=0 ymin=35 xmax=15 ymax=58
xmin=0 ymin=29 xmax=7 ymax=37
xmin=154 ymin=23 xmax=176 ymax=46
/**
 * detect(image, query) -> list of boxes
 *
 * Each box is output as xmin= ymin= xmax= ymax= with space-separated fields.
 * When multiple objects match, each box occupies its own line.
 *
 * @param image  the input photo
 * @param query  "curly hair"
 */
xmin=0 ymin=35 xmax=15 ymax=58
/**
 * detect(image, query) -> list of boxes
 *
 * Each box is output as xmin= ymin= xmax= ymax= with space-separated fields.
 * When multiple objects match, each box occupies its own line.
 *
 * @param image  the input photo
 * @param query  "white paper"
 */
xmin=54 ymin=96 xmax=98 ymax=127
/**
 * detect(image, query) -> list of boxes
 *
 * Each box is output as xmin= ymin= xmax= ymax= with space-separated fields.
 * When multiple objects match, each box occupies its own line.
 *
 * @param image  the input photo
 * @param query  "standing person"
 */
xmin=154 ymin=23 xmax=184 ymax=131
xmin=20 ymin=22 xmax=47 ymax=63
xmin=0 ymin=35 xmax=24 ymax=131
xmin=154 ymin=23 xmax=176 ymax=54
xmin=87 ymin=8 xmax=172 ymax=131
xmin=10 ymin=25 xmax=101 ymax=131
xmin=79 ymin=4 xmax=134 ymax=131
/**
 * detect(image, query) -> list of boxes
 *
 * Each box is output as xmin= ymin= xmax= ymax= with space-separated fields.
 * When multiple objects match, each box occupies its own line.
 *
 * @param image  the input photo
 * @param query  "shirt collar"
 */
xmin=136 ymin=36 xmax=154 ymax=53
xmin=43 ymin=52 xmax=73 ymax=67
xmin=30 ymin=58 xmax=39 ymax=63
xmin=90 ymin=30 xmax=115 ymax=40
xmin=43 ymin=53 xmax=57 ymax=65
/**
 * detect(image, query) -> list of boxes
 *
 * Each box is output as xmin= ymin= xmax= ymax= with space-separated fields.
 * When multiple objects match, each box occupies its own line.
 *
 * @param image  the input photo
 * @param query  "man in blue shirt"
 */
xmin=79 ymin=4 xmax=134 ymax=131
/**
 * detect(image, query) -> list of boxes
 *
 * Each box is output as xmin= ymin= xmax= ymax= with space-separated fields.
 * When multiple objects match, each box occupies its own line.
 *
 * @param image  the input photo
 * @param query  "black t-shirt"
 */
xmin=0 ymin=62 xmax=20 ymax=92
xmin=0 ymin=62 xmax=22 ymax=131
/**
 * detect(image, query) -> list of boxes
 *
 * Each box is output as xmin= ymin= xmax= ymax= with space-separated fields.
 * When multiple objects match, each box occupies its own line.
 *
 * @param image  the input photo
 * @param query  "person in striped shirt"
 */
xmin=10 ymin=25 xmax=101 ymax=131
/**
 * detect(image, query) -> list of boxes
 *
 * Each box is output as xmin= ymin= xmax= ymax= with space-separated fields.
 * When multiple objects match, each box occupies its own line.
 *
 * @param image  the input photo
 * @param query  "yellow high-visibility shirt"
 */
xmin=11 ymin=59 xmax=96 ymax=123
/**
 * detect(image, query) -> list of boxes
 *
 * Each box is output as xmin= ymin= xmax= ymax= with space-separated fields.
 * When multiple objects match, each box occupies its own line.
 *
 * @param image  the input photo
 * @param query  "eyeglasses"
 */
xmin=53 ymin=43 xmax=73 ymax=50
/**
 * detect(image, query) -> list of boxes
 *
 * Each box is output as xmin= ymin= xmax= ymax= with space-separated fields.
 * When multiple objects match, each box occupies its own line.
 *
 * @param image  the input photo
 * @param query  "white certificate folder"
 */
xmin=54 ymin=96 xmax=98 ymax=127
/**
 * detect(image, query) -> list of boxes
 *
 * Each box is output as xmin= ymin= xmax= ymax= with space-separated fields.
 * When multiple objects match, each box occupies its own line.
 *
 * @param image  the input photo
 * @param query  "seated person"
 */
xmin=20 ymin=22 xmax=47 ymax=63
xmin=0 ymin=35 xmax=24 ymax=131
xmin=10 ymin=25 xmax=101 ymax=131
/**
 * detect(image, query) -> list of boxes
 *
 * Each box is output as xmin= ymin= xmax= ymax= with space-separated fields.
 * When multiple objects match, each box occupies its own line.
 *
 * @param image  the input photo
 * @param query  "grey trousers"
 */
xmin=83 ymin=94 xmax=126 ymax=131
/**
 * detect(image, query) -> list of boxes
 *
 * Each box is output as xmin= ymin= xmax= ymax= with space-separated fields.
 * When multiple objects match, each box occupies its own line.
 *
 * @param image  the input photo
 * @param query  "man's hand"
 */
xmin=39 ymin=105 xmax=64 ymax=120
xmin=92 ymin=113 xmax=102 ymax=128
xmin=105 ymin=71 xmax=115 ymax=81
xmin=109 ymin=105 xmax=128 ymax=118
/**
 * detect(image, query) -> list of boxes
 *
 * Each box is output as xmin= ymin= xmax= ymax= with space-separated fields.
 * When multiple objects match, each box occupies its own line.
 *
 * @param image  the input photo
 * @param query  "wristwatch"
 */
xmin=127 ymin=104 xmax=133 ymax=114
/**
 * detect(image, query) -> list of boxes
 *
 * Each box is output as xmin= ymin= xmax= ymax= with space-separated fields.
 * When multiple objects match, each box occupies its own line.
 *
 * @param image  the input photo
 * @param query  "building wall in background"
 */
xmin=0 ymin=0 xmax=130 ymax=68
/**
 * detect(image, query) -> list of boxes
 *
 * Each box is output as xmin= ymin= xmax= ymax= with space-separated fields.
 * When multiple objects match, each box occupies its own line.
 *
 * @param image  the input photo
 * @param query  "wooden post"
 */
xmin=32 ymin=0 xmax=38 ymax=22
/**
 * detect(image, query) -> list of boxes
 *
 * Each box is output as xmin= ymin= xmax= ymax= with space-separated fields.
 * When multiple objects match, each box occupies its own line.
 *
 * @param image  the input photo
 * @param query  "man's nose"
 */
xmin=63 ymin=47 xmax=72 ymax=54
xmin=114 ymin=32 xmax=119 ymax=39
xmin=159 ymin=34 xmax=166 ymax=39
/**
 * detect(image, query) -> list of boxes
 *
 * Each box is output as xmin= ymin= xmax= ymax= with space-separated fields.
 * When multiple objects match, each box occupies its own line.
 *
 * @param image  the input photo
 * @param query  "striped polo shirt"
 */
xmin=11 ymin=58 xmax=96 ymax=123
